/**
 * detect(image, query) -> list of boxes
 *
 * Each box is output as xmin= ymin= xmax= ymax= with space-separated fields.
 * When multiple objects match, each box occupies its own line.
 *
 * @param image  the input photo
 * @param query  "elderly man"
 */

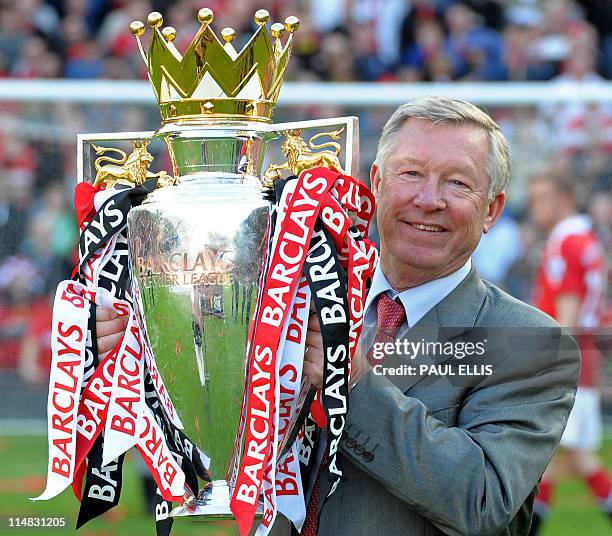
xmin=97 ymin=97 xmax=579 ymax=536
xmin=296 ymin=97 xmax=580 ymax=536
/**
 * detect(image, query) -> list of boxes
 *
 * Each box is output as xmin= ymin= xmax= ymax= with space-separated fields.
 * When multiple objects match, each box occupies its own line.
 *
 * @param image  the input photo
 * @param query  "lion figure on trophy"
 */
xmin=92 ymin=140 xmax=176 ymax=189
xmin=263 ymin=127 xmax=345 ymax=184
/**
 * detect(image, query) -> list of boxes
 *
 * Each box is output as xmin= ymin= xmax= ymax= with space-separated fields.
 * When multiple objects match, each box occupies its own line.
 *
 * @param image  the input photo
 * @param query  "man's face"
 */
xmin=528 ymin=179 xmax=560 ymax=231
xmin=372 ymin=118 xmax=505 ymax=289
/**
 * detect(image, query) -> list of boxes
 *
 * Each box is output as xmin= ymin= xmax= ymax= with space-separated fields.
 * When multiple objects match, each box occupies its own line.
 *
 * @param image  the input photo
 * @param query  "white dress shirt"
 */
xmin=361 ymin=259 xmax=472 ymax=351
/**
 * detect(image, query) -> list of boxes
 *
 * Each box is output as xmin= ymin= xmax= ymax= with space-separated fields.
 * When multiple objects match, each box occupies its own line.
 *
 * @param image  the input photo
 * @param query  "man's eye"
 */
xmin=405 ymin=171 xmax=419 ymax=177
xmin=450 ymin=179 xmax=467 ymax=187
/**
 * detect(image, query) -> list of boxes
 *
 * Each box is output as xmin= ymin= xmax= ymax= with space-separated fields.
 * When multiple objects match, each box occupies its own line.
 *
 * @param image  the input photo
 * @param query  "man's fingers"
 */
xmin=96 ymin=315 xmax=128 ymax=338
xmin=298 ymin=308 xmax=325 ymax=388
xmin=307 ymin=312 xmax=322 ymax=332
xmin=95 ymin=307 xmax=127 ymax=355
xmin=302 ymin=360 xmax=323 ymax=389
xmin=98 ymin=333 xmax=123 ymax=355
xmin=305 ymin=330 xmax=323 ymax=353
xmin=97 ymin=307 xmax=118 ymax=321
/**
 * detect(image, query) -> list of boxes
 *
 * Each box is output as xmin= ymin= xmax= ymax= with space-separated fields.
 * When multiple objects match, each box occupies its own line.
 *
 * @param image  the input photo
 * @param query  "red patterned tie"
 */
xmin=300 ymin=453 xmax=327 ymax=536
xmin=366 ymin=293 xmax=406 ymax=365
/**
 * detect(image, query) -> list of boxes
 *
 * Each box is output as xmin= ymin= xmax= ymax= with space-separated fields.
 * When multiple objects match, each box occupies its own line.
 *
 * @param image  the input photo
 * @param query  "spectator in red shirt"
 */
xmin=528 ymin=170 xmax=611 ymax=533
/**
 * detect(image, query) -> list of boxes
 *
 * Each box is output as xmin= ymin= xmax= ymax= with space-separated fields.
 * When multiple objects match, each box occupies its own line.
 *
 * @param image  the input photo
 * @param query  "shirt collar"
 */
xmin=364 ymin=258 xmax=472 ymax=329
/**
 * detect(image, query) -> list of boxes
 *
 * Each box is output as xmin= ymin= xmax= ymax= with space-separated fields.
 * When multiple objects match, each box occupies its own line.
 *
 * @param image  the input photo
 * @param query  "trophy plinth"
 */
xmin=171 ymin=480 xmax=264 ymax=520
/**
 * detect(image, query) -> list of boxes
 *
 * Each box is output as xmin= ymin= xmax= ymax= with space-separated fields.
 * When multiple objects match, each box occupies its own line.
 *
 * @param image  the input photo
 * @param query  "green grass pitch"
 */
xmin=0 ymin=436 xmax=609 ymax=535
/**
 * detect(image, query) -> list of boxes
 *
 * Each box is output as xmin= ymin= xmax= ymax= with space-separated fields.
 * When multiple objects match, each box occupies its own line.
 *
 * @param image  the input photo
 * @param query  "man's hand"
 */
xmin=302 ymin=312 xmax=370 ymax=390
xmin=303 ymin=312 xmax=324 ymax=389
xmin=349 ymin=344 xmax=369 ymax=389
xmin=96 ymin=307 xmax=128 ymax=355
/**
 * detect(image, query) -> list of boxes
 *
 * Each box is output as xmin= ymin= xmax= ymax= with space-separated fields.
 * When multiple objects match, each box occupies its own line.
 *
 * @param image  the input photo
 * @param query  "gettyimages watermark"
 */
xmin=371 ymin=338 xmax=492 ymax=378
xmin=362 ymin=326 xmax=605 ymax=390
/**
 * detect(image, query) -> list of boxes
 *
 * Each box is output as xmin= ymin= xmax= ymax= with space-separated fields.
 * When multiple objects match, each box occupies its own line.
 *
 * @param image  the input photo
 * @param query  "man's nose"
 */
xmin=412 ymin=178 xmax=446 ymax=211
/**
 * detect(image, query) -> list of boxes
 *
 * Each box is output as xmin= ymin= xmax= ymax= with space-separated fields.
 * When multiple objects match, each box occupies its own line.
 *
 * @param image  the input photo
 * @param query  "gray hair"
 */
xmin=375 ymin=97 xmax=511 ymax=198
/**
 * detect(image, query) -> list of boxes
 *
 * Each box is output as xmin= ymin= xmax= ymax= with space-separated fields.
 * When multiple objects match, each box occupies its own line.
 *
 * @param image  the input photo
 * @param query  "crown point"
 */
xmin=162 ymin=26 xmax=177 ymax=42
xmin=284 ymin=16 xmax=300 ymax=33
xmin=129 ymin=20 xmax=145 ymax=37
xmin=254 ymin=9 xmax=270 ymax=26
xmin=270 ymin=22 xmax=285 ymax=39
xmin=198 ymin=8 xmax=213 ymax=25
xmin=147 ymin=11 xmax=163 ymax=28
xmin=221 ymin=27 xmax=236 ymax=43
xmin=139 ymin=5 xmax=294 ymax=123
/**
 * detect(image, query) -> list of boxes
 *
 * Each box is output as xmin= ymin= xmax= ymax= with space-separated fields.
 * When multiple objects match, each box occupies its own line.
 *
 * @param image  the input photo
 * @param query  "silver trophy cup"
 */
xmin=77 ymin=115 xmax=358 ymax=531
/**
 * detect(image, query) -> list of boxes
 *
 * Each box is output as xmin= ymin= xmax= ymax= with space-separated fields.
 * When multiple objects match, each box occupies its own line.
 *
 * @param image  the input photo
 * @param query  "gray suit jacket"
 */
xmin=271 ymin=268 xmax=580 ymax=536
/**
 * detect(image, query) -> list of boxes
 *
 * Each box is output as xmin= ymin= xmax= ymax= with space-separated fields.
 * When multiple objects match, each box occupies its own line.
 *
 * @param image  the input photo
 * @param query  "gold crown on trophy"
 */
xmin=130 ymin=8 xmax=299 ymax=124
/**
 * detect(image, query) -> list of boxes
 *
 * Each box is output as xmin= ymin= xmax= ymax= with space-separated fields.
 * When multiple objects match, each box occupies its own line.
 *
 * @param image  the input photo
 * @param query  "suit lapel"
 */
xmin=379 ymin=266 xmax=487 ymax=393
xmin=434 ymin=266 xmax=486 ymax=344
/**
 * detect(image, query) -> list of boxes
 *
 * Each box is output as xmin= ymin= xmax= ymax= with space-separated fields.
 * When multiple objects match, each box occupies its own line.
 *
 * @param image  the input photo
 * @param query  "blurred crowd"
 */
xmin=1 ymin=0 xmax=612 ymax=82
xmin=0 ymin=0 xmax=611 ymax=386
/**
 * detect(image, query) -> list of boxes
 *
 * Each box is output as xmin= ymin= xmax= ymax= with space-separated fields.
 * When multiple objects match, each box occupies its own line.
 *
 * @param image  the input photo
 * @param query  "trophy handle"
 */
xmin=266 ymin=116 xmax=359 ymax=180
xmin=77 ymin=131 xmax=157 ymax=185
xmin=77 ymin=117 xmax=359 ymax=188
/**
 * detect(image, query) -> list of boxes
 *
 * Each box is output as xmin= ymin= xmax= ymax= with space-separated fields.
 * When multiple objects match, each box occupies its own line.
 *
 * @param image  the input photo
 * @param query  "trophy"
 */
xmin=69 ymin=7 xmax=365 ymax=534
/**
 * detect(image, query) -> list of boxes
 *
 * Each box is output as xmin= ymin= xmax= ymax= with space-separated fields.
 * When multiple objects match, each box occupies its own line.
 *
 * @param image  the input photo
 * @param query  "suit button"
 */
xmin=346 ymin=436 xmax=356 ymax=448
xmin=341 ymin=430 xmax=348 ymax=440
xmin=363 ymin=451 xmax=374 ymax=462
xmin=354 ymin=444 xmax=364 ymax=455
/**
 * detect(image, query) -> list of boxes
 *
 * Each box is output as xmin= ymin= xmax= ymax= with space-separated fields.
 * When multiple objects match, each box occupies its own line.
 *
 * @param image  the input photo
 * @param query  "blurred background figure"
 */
xmin=472 ymin=211 xmax=522 ymax=288
xmin=528 ymin=171 xmax=611 ymax=533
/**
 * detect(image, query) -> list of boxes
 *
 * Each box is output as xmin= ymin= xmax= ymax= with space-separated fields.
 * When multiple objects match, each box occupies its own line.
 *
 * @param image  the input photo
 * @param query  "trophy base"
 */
xmin=171 ymin=480 xmax=263 ymax=535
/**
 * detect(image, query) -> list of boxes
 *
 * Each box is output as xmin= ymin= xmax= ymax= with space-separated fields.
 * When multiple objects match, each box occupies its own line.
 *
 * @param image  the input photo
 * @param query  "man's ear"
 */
xmin=483 ymin=192 xmax=506 ymax=234
xmin=370 ymin=163 xmax=381 ymax=199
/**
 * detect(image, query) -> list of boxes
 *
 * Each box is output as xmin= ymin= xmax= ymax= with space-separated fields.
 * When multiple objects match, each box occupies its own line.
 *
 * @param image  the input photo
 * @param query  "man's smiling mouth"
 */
xmin=407 ymin=222 xmax=447 ymax=233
